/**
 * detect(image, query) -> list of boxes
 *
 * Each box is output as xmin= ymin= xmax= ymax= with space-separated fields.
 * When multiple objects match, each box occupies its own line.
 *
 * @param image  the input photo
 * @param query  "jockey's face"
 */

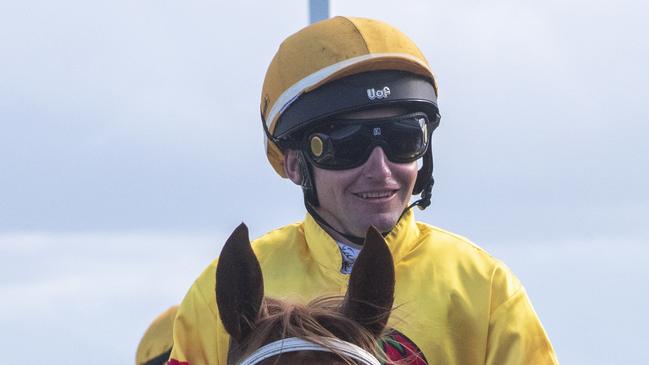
xmin=305 ymin=107 xmax=419 ymax=241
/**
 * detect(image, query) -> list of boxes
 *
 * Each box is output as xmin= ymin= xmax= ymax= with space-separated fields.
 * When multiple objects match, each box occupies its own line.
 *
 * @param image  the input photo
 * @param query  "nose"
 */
xmin=361 ymin=147 xmax=392 ymax=179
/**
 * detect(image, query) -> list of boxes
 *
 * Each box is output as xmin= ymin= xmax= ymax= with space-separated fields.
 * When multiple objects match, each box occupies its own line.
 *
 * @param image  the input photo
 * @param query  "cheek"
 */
xmin=393 ymin=162 xmax=419 ymax=187
xmin=313 ymin=169 xmax=358 ymax=199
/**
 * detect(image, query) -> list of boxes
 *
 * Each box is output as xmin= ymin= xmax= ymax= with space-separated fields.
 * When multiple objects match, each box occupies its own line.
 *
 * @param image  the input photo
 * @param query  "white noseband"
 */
xmin=237 ymin=337 xmax=381 ymax=365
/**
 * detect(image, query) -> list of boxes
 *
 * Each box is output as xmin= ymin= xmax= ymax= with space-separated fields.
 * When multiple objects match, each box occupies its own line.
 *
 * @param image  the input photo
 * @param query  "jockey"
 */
xmin=169 ymin=16 xmax=557 ymax=365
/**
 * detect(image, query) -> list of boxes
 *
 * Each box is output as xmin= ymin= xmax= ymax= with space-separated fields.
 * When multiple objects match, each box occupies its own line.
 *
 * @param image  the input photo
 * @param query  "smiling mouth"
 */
xmin=353 ymin=190 xmax=398 ymax=200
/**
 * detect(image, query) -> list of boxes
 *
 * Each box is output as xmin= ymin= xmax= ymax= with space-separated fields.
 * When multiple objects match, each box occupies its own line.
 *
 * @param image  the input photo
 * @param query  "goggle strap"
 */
xmin=260 ymin=110 xmax=274 ymax=141
xmin=261 ymin=110 xmax=300 ymax=150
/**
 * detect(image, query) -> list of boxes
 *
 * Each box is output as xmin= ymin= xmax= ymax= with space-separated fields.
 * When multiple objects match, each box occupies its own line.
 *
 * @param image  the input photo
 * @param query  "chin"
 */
xmin=364 ymin=213 xmax=399 ymax=234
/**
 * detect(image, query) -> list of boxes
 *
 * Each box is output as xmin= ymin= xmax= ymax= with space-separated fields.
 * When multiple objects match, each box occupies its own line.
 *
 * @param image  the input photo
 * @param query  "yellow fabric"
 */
xmin=261 ymin=16 xmax=438 ymax=177
xmin=136 ymin=306 xmax=178 ymax=365
xmin=170 ymin=211 xmax=557 ymax=365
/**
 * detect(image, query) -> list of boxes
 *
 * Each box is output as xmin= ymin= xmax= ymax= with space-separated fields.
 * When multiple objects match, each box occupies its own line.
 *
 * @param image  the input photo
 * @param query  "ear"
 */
xmin=342 ymin=226 xmax=395 ymax=336
xmin=283 ymin=149 xmax=303 ymax=185
xmin=216 ymin=223 xmax=264 ymax=342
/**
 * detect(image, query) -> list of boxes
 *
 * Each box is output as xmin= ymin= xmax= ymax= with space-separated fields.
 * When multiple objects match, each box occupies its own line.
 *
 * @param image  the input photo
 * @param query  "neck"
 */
xmin=324 ymin=226 xmax=360 ymax=246
xmin=304 ymin=203 xmax=367 ymax=245
xmin=304 ymin=202 xmax=405 ymax=246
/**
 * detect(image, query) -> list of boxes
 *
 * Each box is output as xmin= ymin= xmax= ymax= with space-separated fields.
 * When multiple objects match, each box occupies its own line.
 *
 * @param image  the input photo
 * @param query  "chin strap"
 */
xmin=407 ymin=177 xmax=433 ymax=211
xmin=304 ymin=200 xmax=367 ymax=245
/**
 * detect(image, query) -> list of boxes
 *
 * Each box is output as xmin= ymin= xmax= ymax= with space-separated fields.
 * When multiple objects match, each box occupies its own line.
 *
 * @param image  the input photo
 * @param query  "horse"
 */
xmin=216 ymin=223 xmax=396 ymax=365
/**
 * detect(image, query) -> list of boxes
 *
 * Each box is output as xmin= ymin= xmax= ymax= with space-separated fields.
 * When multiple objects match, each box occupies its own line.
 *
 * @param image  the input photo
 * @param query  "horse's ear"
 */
xmin=342 ymin=226 xmax=395 ymax=336
xmin=216 ymin=223 xmax=264 ymax=343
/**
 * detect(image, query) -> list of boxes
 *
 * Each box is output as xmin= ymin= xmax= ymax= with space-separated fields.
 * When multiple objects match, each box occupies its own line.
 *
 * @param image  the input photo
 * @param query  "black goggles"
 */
xmin=302 ymin=112 xmax=437 ymax=170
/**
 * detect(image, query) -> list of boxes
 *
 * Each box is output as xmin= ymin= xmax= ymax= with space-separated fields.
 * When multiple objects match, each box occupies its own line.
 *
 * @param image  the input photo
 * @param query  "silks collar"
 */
xmin=303 ymin=209 xmax=420 ymax=275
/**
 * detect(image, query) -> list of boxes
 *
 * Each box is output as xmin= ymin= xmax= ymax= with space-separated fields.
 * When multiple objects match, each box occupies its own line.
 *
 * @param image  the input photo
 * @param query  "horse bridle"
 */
xmin=236 ymin=337 xmax=381 ymax=365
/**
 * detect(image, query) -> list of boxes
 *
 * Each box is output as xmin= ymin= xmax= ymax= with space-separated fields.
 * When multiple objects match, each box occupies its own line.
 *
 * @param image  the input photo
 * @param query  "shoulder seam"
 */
xmin=252 ymin=220 xmax=303 ymax=244
xmin=417 ymin=221 xmax=494 ymax=257
xmin=488 ymin=265 xmax=525 ymax=318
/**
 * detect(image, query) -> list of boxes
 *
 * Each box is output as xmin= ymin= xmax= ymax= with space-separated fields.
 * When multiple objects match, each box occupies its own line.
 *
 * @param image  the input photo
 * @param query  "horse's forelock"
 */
xmin=234 ymin=296 xmax=390 ymax=365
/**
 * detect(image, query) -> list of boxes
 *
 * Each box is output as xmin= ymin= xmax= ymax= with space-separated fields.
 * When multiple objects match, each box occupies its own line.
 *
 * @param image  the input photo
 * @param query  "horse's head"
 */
xmin=216 ymin=223 xmax=395 ymax=365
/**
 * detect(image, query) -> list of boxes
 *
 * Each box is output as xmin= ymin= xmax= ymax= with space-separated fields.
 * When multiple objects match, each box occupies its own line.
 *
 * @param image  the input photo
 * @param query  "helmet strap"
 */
xmin=409 ymin=141 xmax=435 ymax=211
xmin=298 ymin=150 xmax=368 ymax=245
xmin=305 ymin=200 xmax=367 ymax=246
xmin=297 ymin=151 xmax=319 ymax=207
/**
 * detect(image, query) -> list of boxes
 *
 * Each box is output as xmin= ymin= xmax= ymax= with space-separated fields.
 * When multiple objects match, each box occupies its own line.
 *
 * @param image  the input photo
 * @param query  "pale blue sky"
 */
xmin=1 ymin=0 xmax=648 ymax=363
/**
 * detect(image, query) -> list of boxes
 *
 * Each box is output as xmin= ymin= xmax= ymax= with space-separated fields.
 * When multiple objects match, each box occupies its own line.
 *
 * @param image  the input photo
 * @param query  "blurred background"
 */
xmin=1 ymin=0 xmax=647 ymax=363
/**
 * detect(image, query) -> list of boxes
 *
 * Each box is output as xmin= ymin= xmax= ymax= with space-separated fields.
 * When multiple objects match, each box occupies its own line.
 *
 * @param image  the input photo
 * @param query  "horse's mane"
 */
xmin=235 ymin=295 xmax=389 ymax=364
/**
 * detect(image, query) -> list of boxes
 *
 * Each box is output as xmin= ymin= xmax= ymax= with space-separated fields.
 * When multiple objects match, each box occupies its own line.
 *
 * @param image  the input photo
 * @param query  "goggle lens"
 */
xmin=304 ymin=113 xmax=432 ymax=170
